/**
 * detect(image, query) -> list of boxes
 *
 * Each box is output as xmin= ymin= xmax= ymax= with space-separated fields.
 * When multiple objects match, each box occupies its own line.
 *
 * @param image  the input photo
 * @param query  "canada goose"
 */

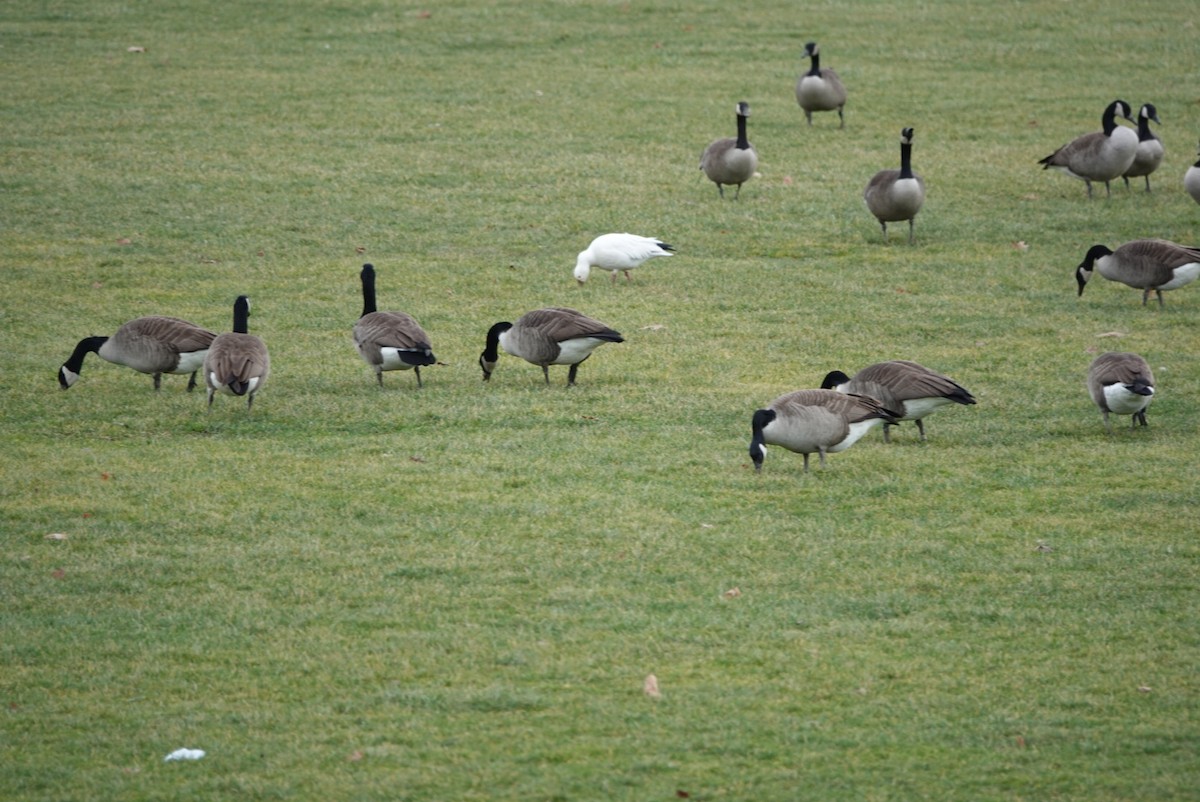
xmin=1185 ymin=140 xmax=1200 ymax=205
xmin=1075 ymin=239 xmax=1200 ymax=307
xmin=58 ymin=316 xmax=216 ymax=391
xmin=1121 ymin=103 xmax=1163 ymax=192
xmin=820 ymin=360 xmax=976 ymax=442
xmin=574 ymin=233 xmax=675 ymax=284
xmin=795 ymin=41 xmax=847 ymax=128
xmin=352 ymin=264 xmax=437 ymax=388
xmin=1038 ymin=99 xmax=1138 ymax=198
xmin=750 ymin=389 xmax=900 ymax=473
xmin=204 ymin=295 xmax=270 ymax=410
xmin=1087 ymin=352 xmax=1154 ymax=430
xmin=479 ymin=307 xmax=623 ymax=386
xmin=864 ymin=127 xmax=926 ymax=245
xmin=700 ymin=101 xmax=757 ymax=199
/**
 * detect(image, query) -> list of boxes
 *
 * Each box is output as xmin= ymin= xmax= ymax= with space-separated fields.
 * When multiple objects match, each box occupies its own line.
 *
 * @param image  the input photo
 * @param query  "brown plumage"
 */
xmin=700 ymin=101 xmax=757 ymax=199
xmin=1038 ymin=99 xmax=1138 ymax=198
xmin=352 ymin=264 xmax=436 ymax=388
xmin=864 ymin=127 xmax=926 ymax=244
xmin=204 ymin=295 xmax=270 ymax=410
xmin=749 ymin=389 xmax=900 ymax=473
xmin=1087 ymin=352 xmax=1155 ymax=430
xmin=1075 ymin=239 xmax=1200 ymax=307
xmin=58 ymin=316 xmax=216 ymax=391
xmin=821 ymin=360 xmax=976 ymax=442
xmin=794 ymin=41 xmax=846 ymax=128
xmin=1121 ymin=103 xmax=1163 ymax=192
xmin=479 ymin=307 xmax=623 ymax=386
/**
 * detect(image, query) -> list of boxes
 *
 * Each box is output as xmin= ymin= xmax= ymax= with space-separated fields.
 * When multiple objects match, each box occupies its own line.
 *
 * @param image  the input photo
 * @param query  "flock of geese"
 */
xmin=55 ymin=42 xmax=1200 ymax=473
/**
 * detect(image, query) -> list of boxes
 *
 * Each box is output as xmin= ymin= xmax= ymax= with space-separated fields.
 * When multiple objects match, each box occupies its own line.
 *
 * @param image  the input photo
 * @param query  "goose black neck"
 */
xmin=481 ymin=321 xmax=511 ymax=361
xmin=807 ymin=52 xmax=820 ymax=76
xmin=1136 ymin=115 xmax=1153 ymax=141
xmin=899 ymin=142 xmax=915 ymax=179
xmin=360 ymin=264 xmax=378 ymax=316
xmin=736 ymin=113 xmax=750 ymax=150
xmin=63 ymin=336 xmax=107 ymax=372
xmin=1101 ymin=104 xmax=1119 ymax=136
xmin=232 ymin=296 xmax=250 ymax=334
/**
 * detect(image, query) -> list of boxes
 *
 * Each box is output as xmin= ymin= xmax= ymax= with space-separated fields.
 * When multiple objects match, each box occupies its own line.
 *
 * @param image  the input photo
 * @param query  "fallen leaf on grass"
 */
xmin=1096 ymin=331 xmax=1125 ymax=338
xmin=355 ymin=246 xmax=366 ymax=254
xmin=127 ymin=46 xmax=146 ymax=53
xmin=640 ymin=324 xmax=667 ymax=331
xmin=409 ymin=456 xmax=426 ymax=463
xmin=643 ymin=673 xmax=661 ymax=699
xmin=51 ymin=569 xmax=66 ymax=580
xmin=1013 ymin=241 xmax=1029 ymax=251
xmin=347 ymin=750 xmax=364 ymax=762
xmin=1138 ymin=686 xmax=1152 ymax=693
xmin=45 ymin=533 xmax=68 ymax=541
xmin=722 ymin=587 xmax=742 ymax=599
xmin=1034 ymin=542 xmax=1053 ymax=553
xmin=116 ymin=238 xmax=132 ymax=246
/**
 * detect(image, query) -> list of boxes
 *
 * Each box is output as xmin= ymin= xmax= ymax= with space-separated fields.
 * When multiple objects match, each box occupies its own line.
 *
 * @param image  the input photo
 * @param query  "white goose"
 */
xmin=574 ymin=233 xmax=675 ymax=284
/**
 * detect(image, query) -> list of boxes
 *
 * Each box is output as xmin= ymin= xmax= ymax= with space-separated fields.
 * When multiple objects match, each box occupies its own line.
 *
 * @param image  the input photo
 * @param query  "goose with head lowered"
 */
xmin=864 ymin=127 xmax=926 ymax=244
xmin=1184 ymin=140 xmax=1200 ymax=205
xmin=204 ymin=295 xmax=270 ymax=411
xmin=353 ymin=264 xmax=437 ymax=388
xmin=750 ymin=389 xmax=900 ymax=474
xmin=573 ymin=233 xmax=675 ymax=285
xmin=700 ymin=101 xmax=757 ymax=199
xmin=58 ymin=316 xmax=216 ymax=392
xmin=795 ymin=41 xmax=847 ymax=128
xmin=1121 ymin=103 xmax=1163 ymax=192
xmin=1087 ymin=352 xmax=1155 ymax=430
xmin=1075 ymin=239 xmax=1200 ymax=308
xmin=479 ymin=307 xmax=623 ymax=386
xmin=821 ymin=360 xmax=976 ymax=443
xmin=1038 ymin=99 xmax=1138 ymax=198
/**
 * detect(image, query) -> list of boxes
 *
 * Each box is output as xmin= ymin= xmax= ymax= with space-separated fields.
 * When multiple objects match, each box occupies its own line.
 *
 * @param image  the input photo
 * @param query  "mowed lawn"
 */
xmin=2 ymin=1 xmax=1199 ymax=800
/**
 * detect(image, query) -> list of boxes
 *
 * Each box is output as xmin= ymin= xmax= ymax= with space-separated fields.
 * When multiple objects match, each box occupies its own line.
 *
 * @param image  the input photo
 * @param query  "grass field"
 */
xmin=3 ymin=1 xmax=1199 ymax=800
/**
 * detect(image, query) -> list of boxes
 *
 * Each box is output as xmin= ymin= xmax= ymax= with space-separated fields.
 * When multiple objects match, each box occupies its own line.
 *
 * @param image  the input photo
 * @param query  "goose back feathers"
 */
xmin=1038 ymin=99 xmax=1138 ymax=198
xmin=1087 ymin=352 xmax=1155 ymax=429
xmin=204 ymin=295 xmax=270 ymax=410
xmin=700 ymin=101 xmax=757 ymax=199
xmin=750 ymin=389 xmax=900 ymax=473
xmin=353 ymin=264 xmax=437 ymax=387
xmin=479 ymin=307 xmax=623 ymax=386
xmin=58 ymin=316 xmax=216 ymax=391
xmin=821 ymin=360 xmax=976 ymax=442
xmin=1075 ymin=239 xmax=1200 ymax=307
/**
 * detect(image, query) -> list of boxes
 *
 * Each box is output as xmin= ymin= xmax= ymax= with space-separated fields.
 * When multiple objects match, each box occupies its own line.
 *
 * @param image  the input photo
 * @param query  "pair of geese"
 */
xmin=58 ymin=296 xmax=268 ymax=410
xmin=699 ymin=42 xmax=922 ymax=244
xmin=751 ymin=351 xmax=1156 ymax=474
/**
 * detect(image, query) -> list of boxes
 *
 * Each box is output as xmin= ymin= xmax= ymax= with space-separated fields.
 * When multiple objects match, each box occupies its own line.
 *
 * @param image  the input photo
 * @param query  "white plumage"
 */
xmin=574 ymin=233 xmax=675 ymax=284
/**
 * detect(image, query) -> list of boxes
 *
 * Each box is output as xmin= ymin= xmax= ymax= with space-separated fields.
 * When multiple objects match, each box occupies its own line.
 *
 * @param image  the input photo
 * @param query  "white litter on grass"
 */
xmin=164 ymin=748 xmax=205 ymax=762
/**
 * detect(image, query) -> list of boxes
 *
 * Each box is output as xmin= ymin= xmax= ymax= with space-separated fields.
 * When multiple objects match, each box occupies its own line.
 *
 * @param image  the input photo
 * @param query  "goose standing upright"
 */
xmin=749 ymin=389 xmax=900 ymax=473
xmin=820 ymin=360 xmax=976 ymax=442
xmin=795 ymin=41 xmax=847 ymax=128
xmin=1075 ymin=239 xmax=1200 ymax=307
xmin=58 ymin=316 xmax=216 ymax=391
xmin=352 ymin=264 xmax=437 ymax=388
xmin=574 ymin=233 xmax=675 ymax=284
xmin=1087 ymin=352 xmax=1155 ymax=430
xmin=700 ymin=101 xmax=758 ymax=199
xmin=864 ymin=127 xmax=926 ymax=244
xmin=479 ymin=307 xmax=623 ymax=386
xmin=1038 ymin=99 xmax=1138 ymax=198
xmin=204 ymin=295 xmax=270 ymax=411
xmin=1121 ymin=103 xmax=1163 ymax=192
xmin=1184 ymin=140 xmax=1200 ymax=205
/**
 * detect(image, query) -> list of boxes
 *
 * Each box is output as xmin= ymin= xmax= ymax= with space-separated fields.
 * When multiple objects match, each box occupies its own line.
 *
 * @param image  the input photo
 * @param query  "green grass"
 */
xmin=3 ymin=0 xmax=1199 ymax=799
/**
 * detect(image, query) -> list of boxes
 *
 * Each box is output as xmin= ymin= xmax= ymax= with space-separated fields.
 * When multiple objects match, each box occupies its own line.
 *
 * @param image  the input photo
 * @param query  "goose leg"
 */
xmin=880 ymin=221 xmax=889 ymax=244
xmin=907 ymin=218 xmax=916 ymax=245
xmin=414 ymin=367 xmax=423 ymax=388
xmin=541 ymin=365 xmax=551 ymax=385
xmin=915 ymin=419 xmax=927 ymax=441
xmin=186 ymin=371 xmax=197 ymax=392
xmin=838 ymin=108 xmax=844 ymax=129
xmin=882 ymin=423 xmax=892 ymax=444
xmin=153 ymin=372 xmax=163 ymax=391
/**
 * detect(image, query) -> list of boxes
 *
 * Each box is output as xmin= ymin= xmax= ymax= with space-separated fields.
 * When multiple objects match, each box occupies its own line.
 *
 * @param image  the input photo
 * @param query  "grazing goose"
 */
xmin=750 ymin=389 xmax=900 ymax=473
xmin=864 ymin=127 xmax=926 ymax=244
xmin=58 ymin=316 xmax=215 ymax=392
xmin=1075 ymin=239 xmax=1200 ymax=307
xmin=204 ymin=295 xmax=270 ymax=411
xmin=1121 ymin=103 xmax=1163 ymax=192
xmin=1038 ymin=99 xmax=1138 ymax=198
xmin=573 ymin=233 xmax=675 ymax=284
xmin=795 ymin=41 xmax=847 ymax=128
xmin=353 ymin=264 xmax=437 ymax=388
xmin=700 ymin=101 xmax=757 ymax=199
xmin=1185 ymin=140 xmax=1200 ymax=205
xmin=1087 ymin=352 xmax=1154 ymax=430
xmin=820 ymin=360 xmax=976 ymax=443
xmin=479 ymin=307 xmax=623 ymax=386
